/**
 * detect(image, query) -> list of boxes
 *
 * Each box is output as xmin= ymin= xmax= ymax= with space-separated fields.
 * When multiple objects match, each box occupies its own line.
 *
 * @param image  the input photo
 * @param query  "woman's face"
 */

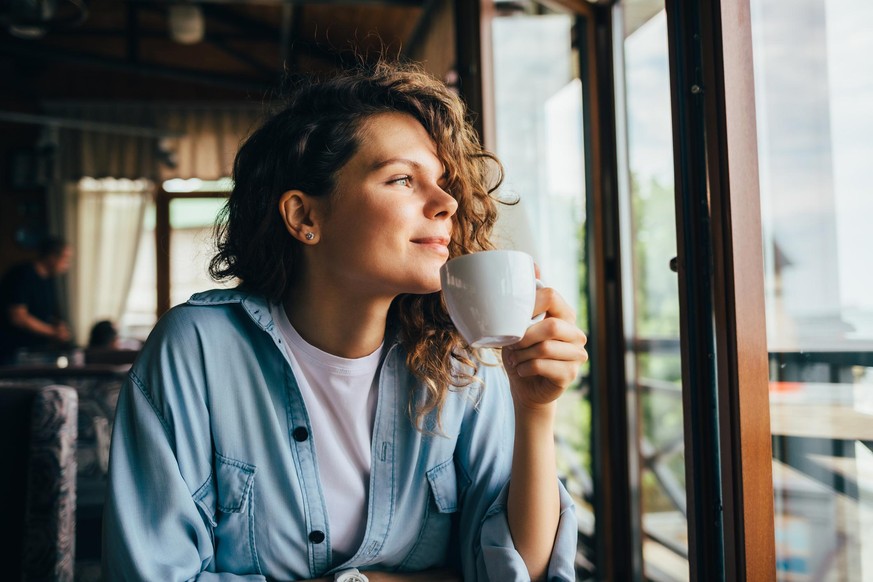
xmin=310 ymin=112 xmax=458 ymax=299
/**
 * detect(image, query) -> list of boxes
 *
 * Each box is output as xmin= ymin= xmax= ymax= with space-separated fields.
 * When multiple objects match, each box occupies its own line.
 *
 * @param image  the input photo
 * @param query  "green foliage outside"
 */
xmin=552 ymin=174 xmax=687 ymax=516
xmin=631 ymin=174 xmax=681 ymax=338
xmin=632 ymin=173 xmax=685 ymax=515
xmin=554 ymin=218 xmax=592 ymax=502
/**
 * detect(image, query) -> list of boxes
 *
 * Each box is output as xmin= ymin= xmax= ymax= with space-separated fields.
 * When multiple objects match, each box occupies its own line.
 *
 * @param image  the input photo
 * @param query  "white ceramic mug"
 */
xmin=440 ymin=249 xmax=544 ymax=348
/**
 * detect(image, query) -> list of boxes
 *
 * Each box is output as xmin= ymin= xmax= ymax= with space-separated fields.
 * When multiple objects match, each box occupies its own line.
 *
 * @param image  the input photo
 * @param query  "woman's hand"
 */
xmin=501 ymin=285 xmax=588 ymax=412
xmin=500 ymin=284 xmax=587 ymax=579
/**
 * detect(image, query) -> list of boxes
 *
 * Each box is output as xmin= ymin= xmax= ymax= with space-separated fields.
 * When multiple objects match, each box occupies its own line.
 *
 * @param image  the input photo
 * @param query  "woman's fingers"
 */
xmin=513 ymin=358 xmax=582 ymax=386
xmin=504 ymin=284 xmax=588 ymax=391
xmin=508 ymin=339 xmax=587 ymax=383
xmin=511 ymin=316 xmax=588 ymax=352
xmin=532 ymin=285 xmax=576 ymax=324
xmin=505 ymin=339 xmax=586 ymax=369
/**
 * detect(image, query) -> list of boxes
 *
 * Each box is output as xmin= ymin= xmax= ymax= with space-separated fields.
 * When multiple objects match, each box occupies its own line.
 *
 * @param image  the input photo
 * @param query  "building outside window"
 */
xmin=750 ymin=0 xmax=873 ymax=579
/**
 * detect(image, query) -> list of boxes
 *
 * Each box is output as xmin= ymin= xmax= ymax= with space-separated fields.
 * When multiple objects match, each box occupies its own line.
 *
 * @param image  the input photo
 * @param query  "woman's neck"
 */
xmin=282 ymin=280 xmax=392 ymax=359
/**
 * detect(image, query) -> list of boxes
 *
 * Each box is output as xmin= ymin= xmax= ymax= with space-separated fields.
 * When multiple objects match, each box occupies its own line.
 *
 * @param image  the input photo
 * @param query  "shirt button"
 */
xmin=293 ymin=427 xmax=309 ymax=442
xmin=308 ymin=530 xmax=325 ymax=544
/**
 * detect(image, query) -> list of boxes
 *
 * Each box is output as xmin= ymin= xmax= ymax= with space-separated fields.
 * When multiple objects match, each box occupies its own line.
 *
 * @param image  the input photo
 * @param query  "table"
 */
xmin=769 ymin=381 xmax=873 ymax=501
xmin=0 ymin=363 xmax=130 ymax=380
xmin=769 ymin=382 xmax=873 ymax=442
xmin=0 ymin=362 xmax=130 ymax=564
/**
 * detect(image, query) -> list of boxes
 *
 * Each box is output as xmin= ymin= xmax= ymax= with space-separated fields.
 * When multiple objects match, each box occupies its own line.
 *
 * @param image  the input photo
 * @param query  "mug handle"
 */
xmin=531 ymin=279 xmax=546 ymax=324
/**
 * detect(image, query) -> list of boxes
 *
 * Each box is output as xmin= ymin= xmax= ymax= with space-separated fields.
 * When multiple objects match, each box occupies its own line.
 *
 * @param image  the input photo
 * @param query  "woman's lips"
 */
xmin=412 ymin=237 xmax=450 ymax=256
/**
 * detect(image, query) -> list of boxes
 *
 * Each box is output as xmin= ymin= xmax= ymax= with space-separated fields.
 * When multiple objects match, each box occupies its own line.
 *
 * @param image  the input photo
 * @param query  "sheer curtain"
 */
xmin=157 ymin=104 xmax=265 ymax=180
xmin=45 ymin=103 xmax=160 ymax=345
xmin=73 ymin=178 xmax=151 ymax=346
xmin=44 ymin=102 xmax=264 ymax=345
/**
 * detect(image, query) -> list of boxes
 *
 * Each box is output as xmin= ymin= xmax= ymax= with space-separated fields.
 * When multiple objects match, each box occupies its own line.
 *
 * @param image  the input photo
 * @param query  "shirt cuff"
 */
xmin=479 ymin=480 xmax=578 ymax=581
xmin=194 ymin=573 xmax=267 ymax=581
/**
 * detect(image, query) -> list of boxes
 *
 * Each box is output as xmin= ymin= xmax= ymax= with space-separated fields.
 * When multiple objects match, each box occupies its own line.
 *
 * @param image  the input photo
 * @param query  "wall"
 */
xmin=409 ymin=0 xmax=456 ymax=82
xmin=0 ymin=117 xmax=44 ymax=274
xmin=0 ymin=47 xmax=252 ymax=274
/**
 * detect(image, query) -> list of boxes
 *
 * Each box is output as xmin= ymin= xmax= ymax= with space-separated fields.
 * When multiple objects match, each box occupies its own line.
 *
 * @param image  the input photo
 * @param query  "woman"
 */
xmin=104 ymin=62 xmax=588 ymax=581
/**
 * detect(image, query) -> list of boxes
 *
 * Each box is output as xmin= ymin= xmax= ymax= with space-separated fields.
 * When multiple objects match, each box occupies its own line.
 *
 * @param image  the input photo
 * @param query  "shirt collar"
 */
xmin=187 ymin=288 xmax=273 ymax=331
xmin=186 ymin=288 xmax=404 ymax=347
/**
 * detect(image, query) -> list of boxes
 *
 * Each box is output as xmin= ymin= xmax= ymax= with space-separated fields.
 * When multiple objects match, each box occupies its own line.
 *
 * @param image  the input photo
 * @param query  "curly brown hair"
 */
xmin=210 ymin=60 xmax=505 ymax=430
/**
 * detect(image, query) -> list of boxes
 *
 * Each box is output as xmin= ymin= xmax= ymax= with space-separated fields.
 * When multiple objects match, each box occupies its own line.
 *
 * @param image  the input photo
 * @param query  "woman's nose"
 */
xmin=426 ymin=184 xmax=458 ymax=218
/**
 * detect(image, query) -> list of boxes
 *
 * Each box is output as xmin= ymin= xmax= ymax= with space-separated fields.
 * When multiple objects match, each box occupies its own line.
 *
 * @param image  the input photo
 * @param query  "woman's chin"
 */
xmin=400 ymin=280 xmax=443 ymax=297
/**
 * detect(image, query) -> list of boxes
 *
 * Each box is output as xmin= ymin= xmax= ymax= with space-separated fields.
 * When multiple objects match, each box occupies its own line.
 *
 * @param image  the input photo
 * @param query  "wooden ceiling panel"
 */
xmin=0 ymin=0 xmax=429 ymax=100
xmin=75 ymin=0 xmax=126 ymax=29
xmin=301 ymin=5 xmax=422 ymax=54
xmin=220 ymin=4 xmax=284 ymax=32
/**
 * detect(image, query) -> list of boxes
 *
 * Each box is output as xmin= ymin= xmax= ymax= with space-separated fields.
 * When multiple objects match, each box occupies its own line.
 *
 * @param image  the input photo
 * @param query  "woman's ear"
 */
xmin=279 ymin=190 xmax=321 ymax=244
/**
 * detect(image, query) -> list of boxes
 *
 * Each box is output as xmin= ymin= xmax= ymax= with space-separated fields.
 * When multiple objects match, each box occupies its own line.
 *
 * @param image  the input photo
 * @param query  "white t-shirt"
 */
xmin=270 ymin=302 xmax=382 ymax=563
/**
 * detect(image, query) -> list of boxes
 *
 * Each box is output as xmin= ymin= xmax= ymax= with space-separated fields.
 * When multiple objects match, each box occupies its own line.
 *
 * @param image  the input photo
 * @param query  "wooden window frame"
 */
xmin=665 ymin=0 xmax=775 ymax=579
xmin=581 ymin=4 xmax=646 ymax=581
xmin=155 ymin=188 xmax=229 ymax=317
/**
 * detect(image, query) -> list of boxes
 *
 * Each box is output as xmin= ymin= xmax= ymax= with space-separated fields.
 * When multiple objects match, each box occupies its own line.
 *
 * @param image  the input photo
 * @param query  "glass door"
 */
xmin=487 ymin=1 xmax=593 ymax=578
xmin=615 ymin=2 xmax=688 ymax=579
xmin=480 ymin=0 xmax=789 ymax=579
xmin=749 ymin=0 xmax=873 ymax=579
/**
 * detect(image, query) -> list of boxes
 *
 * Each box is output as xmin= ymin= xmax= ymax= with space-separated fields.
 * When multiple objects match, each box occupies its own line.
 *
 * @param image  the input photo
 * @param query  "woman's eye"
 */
xmin=389 ymin=176 xmax=412 ymax=187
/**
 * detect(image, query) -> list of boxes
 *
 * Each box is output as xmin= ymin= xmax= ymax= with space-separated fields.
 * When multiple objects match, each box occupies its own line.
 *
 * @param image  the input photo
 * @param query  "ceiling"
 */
xmin=0 ymin=0 xmax=434 ymax=101
xmin=622 ymin=0 xmax=664 ymax=37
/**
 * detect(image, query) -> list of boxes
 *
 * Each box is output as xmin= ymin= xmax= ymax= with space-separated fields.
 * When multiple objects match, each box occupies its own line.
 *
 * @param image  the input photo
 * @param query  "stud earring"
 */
xmin=305 ymin=232 xmax=315 ymax=240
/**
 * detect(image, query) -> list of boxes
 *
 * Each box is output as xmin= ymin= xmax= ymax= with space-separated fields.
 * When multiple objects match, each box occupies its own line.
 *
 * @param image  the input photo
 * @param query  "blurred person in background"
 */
xmin=0 ymin=236 xmax=73 ymax=365
xmin=88 ymin=319 xmax=121 ymax=350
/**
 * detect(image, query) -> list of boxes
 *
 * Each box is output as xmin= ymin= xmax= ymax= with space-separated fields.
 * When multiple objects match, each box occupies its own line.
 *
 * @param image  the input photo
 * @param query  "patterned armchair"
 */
xmin=0 ymin=384 xmax=78 ymax=582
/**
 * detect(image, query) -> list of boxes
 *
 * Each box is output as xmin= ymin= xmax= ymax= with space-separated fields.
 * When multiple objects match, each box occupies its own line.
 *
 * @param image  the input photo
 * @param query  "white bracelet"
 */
xmin=334 ymin=567 xmax=369 ymax=582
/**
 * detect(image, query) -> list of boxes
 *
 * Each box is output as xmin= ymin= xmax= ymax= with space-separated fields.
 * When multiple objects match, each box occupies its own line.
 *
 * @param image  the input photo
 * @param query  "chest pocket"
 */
xmin=400 ymin=457 xmax=459 ymax=570
xmin=215 ymin=455 xmax=256 ymax=513
xmin=196 ymin=453 xmax=260 ymax=574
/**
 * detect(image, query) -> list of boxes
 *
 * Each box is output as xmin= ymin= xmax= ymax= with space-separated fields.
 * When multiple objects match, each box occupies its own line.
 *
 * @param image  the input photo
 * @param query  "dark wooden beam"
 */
xmin=207 ymin=37 xmax=276 ymax=77
xmin=51 ymin=29 xmax=271 ymax=41
xmin=129 ymin=0 xmax=424 ymax=5
xmin=279 ymin=3 xmax=302 ymax=75
xmin=0 ymin=40 xmax=272 ymax=92
xmin=198 ymin=3 xmax=280 ymax=39
xmin=405 ymin=0 xmax=441 ymax=57
xmin=453 ymin=0 xmax=492 ymax=145
xmin=583 ymin=5 xmax=642 ymax=581
xmin=155 ymin=190 xmax=171 ymax=318
xmin=126 ymin=4 xmax=139 ymax=63
xmin=200 ymin=4 xmax=357 ymax=68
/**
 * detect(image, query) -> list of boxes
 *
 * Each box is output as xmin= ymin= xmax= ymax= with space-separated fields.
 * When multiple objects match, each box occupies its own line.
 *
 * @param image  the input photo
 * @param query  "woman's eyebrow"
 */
xmin=370 ymin=158 xmax=446 ymax=176
xmin=370 ymin=157 xmax=421 ymax=172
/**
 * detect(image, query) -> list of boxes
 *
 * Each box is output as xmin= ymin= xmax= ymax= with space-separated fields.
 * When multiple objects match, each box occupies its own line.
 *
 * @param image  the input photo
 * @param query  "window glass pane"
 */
xmin=489 ymin=2 xmax=592 ymax=578
xmin=751 ymin=0 xmax=873 ymax=579
xmin=169 ymin=197 xmax=233 ymax=307
xmin=163 ymin=177 xmax=234 ymax=193
xmin=120 ymin=201 xmax=157 ymax=340
xmin=619 ymin=2 xmax=688 ymax=579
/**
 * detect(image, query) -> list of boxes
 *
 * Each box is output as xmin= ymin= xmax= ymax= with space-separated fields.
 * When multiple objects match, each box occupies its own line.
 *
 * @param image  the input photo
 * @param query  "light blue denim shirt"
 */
xmin=103 ymin=289 xmax=577 ymax=581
